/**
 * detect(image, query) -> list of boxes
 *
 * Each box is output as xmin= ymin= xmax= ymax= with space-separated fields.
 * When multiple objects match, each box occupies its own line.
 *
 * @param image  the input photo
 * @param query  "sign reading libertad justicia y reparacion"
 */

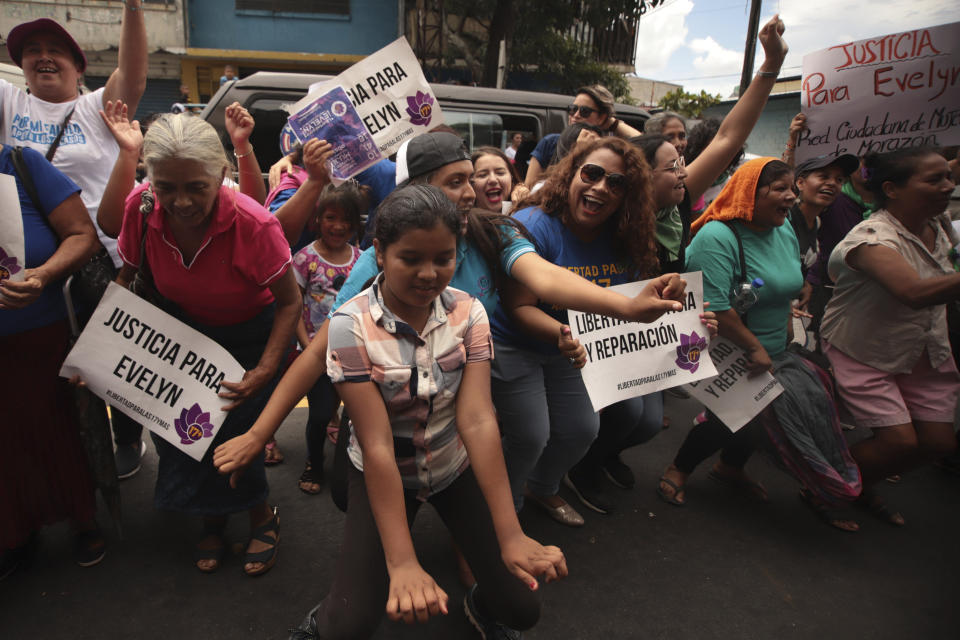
xmin=568 ymin=272 xmax=719 ymax=412
xmin=60 ymin=284 xmax=246 ymax=461
xmin=796 ymin=21 xmax=960 ymax=163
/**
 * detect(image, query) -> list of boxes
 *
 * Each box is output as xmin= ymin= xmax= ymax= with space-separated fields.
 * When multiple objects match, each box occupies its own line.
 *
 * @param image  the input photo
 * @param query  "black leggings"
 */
xmin=310 ymin=465 xmax=540 ymax=638
xmin=305 ymin=375 xmax=338 ymax=466
xmin=673 ymin=410 xmax=764 ymax=474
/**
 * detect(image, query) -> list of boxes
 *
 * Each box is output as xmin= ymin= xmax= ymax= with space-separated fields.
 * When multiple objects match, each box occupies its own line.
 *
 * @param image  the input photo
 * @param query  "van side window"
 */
xmin=444 ymin=110 xmax=539 ymax=152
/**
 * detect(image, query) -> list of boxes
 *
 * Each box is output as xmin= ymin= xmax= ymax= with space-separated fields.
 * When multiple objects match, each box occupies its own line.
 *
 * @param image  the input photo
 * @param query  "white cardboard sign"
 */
xmin=796 ymin=21 xmax=960 ymax=162
xmin=0 ymin=174 xmax=26 ymax=295
xmin=291 ymin=37 xmax=445 ymax=158
xmin=60 ymin=283 xmax=246 ymax=461
xmin=569 ymin=272 xmax=718 ymax=412
xmin=683 ymin=337 xmax=783 ymax=432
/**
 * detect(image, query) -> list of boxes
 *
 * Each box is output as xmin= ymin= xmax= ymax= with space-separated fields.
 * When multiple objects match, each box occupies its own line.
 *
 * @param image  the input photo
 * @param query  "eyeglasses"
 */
xmin=657 ymin=156 xmax=686 ymax=176
xmin=579 ymin=163 xmax=627 ymax=193
xmin=567 ymin=104 xmax=598 ymax=119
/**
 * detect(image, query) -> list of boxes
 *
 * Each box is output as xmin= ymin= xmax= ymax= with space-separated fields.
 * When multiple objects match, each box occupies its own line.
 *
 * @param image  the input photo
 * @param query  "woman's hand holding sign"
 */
xmin=559 ymin=325 xmax=587 ymax=369
xmin=626 ymin=273 xmax=686 ymax=323
xmin=219 ymin=365 xmax=275 ymax=411
xmin=0 ymin=268 xmax=47 ymax=309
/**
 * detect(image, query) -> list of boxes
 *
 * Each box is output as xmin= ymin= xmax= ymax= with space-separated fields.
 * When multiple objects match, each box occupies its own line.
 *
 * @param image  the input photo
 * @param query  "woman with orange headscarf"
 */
xmin=656 ymin=157 xmax=862 ymax=531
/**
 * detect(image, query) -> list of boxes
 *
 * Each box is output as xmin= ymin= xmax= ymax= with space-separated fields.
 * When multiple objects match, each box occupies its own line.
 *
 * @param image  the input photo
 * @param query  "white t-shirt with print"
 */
xmin=0 ymin=80 xmax=121 ymax=266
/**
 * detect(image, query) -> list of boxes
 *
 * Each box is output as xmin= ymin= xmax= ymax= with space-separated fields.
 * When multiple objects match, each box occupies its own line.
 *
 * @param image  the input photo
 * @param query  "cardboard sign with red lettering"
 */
xmin=796 ymin=21 xmax=960 ymax=162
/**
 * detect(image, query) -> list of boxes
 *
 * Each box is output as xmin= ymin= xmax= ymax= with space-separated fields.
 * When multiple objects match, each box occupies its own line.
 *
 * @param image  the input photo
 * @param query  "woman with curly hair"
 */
xmin=490 ymin=137 xmax=682 ymax=524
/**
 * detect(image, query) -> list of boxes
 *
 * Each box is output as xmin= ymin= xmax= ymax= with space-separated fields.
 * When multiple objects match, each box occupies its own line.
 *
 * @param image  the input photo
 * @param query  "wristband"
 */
xmin=757 ymin=70 xmax=778 ymax=78
xmin=784 ymin=142 xmax=795 ymax=150
xmin=121 ymin=0 xmax=140 ymax=10
xmin=234 ymin=147 xmax=254 ymax=159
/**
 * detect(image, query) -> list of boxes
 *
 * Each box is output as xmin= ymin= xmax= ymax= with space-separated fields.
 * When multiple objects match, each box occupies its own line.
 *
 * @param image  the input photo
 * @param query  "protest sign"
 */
xmin=569 ymin=272 xmax=718 ymax=412
xmin=290 ymin=37 xmax=444 ymax=158
xmin=0 ymin=174 xmax=26 ymax=294
xmin=683 ymin=337 xmax=782 ymax=432
xmin=287 ymin=85 xmax=383 ymax=180
xmin=796 ymin=21 xmax=960 ymax=162
xmin=60 ymin=283 xmax=246 ymax=461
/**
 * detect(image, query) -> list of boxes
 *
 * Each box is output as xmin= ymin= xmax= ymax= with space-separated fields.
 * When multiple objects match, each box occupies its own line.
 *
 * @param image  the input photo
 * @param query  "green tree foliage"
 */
xmin=657 ymin=88 xmax=723 ymax=118
xmin=436 ymin=0 xmax=641 ymax=100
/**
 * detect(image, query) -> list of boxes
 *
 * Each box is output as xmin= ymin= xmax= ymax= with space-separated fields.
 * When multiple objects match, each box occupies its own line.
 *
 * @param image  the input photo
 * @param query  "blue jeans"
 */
xmin=491 ymin=342 xmax=600 ymax=510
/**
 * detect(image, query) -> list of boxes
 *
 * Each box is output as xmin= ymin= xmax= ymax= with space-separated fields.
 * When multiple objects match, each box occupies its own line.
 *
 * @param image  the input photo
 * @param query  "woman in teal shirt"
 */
xmin=657 ymin=157 xmax=861 ymax=531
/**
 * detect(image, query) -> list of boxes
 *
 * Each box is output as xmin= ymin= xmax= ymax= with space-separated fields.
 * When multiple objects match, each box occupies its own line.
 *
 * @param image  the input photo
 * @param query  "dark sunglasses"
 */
xmin=567 ymin=104 xmax=598 ymax=119
xmin=579 ymin=163 xmax=627 ymax=192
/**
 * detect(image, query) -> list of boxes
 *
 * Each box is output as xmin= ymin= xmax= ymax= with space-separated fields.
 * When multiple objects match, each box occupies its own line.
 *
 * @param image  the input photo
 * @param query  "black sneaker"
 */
xmin=563 ymin=469 xmax=614 ymax=514
xmin=116 ymin=440 xmax=146 ymax=480
xmin=464 ymin=584 xmax=522 ymax=640
xmin=602 ymin=456 xmax=635 ymax=490
xmin=288 ymin=604 xmax=321 ymax=640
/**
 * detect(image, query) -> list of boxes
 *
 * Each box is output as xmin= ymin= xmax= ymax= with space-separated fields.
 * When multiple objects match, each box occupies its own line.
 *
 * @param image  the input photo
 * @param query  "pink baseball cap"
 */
xmin=6 ymin=18 xmax=87 ymax=73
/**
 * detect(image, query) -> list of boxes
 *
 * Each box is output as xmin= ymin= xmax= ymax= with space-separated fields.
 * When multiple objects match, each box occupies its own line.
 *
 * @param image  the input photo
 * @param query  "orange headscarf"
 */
xmin=689 ymin=156 xmax=779 ymax=237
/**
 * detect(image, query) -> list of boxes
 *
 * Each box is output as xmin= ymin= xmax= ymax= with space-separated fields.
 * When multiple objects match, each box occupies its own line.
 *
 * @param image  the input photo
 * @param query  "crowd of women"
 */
xmin=3 ymin=8 xmax=960 ymax=640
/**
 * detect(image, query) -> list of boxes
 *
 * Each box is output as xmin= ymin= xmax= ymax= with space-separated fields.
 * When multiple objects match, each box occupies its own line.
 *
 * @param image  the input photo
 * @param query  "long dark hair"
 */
xmin=521 ymin=137 xmax=658 ymax=278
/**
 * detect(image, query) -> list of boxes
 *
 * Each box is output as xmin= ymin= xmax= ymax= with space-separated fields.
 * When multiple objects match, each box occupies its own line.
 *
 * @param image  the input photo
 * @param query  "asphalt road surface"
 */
xmin=2 ymin=396 xmax=957 ymax=639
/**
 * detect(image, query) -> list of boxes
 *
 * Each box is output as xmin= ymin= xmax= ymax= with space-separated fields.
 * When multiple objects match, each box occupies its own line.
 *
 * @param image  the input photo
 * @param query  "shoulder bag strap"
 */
xmin=45 ymin=105 xmax=77 ymax=163
xmin=10 ymin=146 xmax=45 ymax=215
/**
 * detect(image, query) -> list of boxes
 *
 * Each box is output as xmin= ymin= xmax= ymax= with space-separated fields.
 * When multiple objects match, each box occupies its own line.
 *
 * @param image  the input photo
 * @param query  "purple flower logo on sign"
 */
xmin=174 ymin=403 xmax=214 ymax=445
xmin=0 ymin=247 xmax=21 ymax=282
xmin=405 ymin=91 xmax=435 ymax=127
xmin=675 ymin=331 xmax=707 ymax=373
xmin=331 ymin=100 xmax=348 ymax=117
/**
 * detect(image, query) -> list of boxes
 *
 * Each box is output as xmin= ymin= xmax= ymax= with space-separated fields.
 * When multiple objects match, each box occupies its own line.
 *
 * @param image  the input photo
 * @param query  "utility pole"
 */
xmin=738 ymin=0 xmax=764 ymax=97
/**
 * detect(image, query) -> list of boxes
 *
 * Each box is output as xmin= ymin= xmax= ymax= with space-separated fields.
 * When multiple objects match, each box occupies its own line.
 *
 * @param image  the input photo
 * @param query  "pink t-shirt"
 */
xmin=118 ymin=183 xmax=291 ymax=326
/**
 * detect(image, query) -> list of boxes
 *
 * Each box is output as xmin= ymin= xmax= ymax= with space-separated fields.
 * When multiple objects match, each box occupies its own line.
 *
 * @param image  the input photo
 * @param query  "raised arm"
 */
xmin=97 ymin=100 xmax=142 ymax=238
xmin=225 ymin=102 xmax=267 ymax=204
xmin=684 ymin=14 xmax=788 ymax=202
xmin=102 ymin=0 xmax=147 ymax=114
xmin=273 ymin=138 xmax=332 ymax=245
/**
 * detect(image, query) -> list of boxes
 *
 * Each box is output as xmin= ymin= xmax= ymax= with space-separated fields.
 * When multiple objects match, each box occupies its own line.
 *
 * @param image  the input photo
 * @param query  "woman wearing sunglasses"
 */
xmin=490 ymin=137 xmax=690 ymax=525
xmin=524 ymin=85 xmax=641 ymax=188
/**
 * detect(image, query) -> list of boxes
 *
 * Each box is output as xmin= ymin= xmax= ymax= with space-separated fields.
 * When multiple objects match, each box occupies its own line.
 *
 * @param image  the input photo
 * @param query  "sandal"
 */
xmin=657 ymin=476 xmax=686 ymax=506
xmin=859 ymin=491 xmax=905 ymax=527
xmin=799 ymin=489 xmax=859 ymax=532
xmin=708 ymin=467 xmax=769 ymax=502
xmin=264 ymin=439 xmax=284 ymax=466
xmin=244 ymin=506 xmax=280 ymax=577
xmin=298 ymin=462 xmax=324 ymax=495
xmin=194 ymin=517 xmax=227 ymax=573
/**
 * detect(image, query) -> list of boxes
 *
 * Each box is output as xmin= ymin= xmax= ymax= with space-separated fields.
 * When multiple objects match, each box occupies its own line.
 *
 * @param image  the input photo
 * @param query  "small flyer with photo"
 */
xmin=287 ymin=85 xmax=384 ymax=180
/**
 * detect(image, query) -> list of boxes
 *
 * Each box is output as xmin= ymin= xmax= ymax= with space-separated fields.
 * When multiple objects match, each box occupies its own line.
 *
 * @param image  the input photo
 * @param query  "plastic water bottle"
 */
xmin=732 ymin=277 xmax=764 ymax=314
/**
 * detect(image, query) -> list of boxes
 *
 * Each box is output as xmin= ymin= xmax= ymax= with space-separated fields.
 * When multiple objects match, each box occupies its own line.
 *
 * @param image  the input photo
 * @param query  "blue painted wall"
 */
xmin=187 ymin=0 xmax=399 ymax=55
xmin=703 ymin=93 xmax=800 ymax=159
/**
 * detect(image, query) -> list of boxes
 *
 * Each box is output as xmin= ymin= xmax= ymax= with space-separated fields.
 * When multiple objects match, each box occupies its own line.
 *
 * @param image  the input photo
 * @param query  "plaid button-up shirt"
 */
xmin=327 ymin=276 xmax=493 ymax=500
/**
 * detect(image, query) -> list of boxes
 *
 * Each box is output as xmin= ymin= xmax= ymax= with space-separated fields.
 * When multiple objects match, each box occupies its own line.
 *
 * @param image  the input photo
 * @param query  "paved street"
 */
xmin=2 ymin=396 xmax=957 ymax=639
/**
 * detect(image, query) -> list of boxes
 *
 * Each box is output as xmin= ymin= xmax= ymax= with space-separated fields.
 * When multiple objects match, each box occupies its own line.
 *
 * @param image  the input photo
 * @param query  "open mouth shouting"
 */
xmin=484 ymin=186 xmax=503 ymax=205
